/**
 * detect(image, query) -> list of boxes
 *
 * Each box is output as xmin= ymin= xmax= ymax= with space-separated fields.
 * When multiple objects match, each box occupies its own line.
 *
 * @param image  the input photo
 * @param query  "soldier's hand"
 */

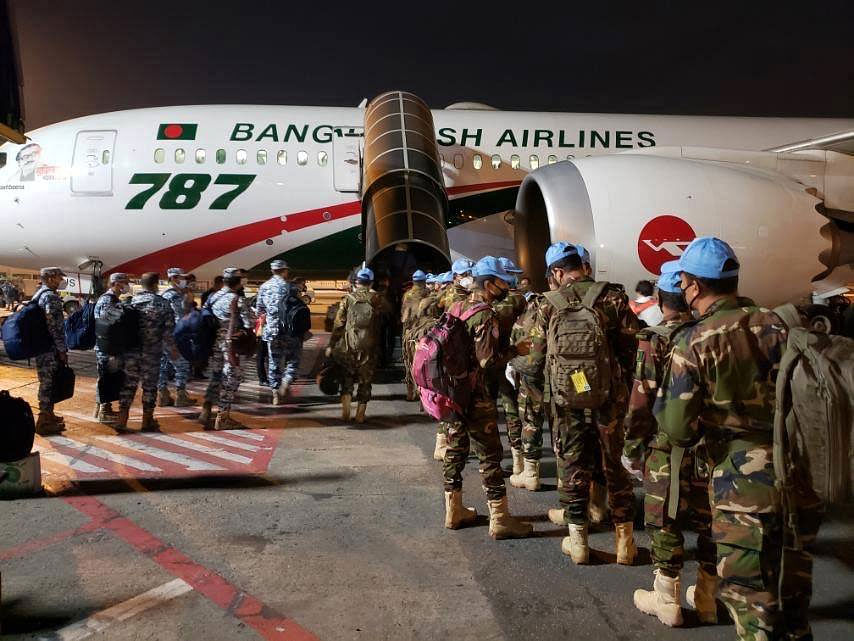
xmin=514 ymin=339 xmax=531 ymax=357
xmin=324 ymin=346 xmax=333 ymax=358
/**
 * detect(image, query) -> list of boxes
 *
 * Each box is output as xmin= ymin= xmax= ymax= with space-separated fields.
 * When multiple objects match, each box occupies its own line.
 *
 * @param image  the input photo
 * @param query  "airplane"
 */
xmin=1 ymin=90 xmax=853 ymax=306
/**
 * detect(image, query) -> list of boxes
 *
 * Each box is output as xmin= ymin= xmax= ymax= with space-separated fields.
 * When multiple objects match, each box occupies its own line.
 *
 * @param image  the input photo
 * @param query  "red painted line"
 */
xmin=0 ymin=518 xmax=103 ymax=561
xmin=64 ymin=495 xmax=320 ymax=641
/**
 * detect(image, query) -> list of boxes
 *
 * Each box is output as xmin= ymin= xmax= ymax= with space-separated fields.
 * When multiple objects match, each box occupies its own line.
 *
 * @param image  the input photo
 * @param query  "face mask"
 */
xmin=488 ymin=281 xmax=509 ymax=302
xmin=177 ymin=279 xmax=188 ymax=288
xmin=459 ymin=276 xmax=473 ymax=290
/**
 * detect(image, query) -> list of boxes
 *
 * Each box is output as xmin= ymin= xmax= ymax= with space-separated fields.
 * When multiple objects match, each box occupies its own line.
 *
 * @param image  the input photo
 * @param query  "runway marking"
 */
xmin=50 ymin=436 xmax=163 ymax=472
xmin=225 ymin=429 xmax=266 ymax=441
xmin=31 ymin=442 xmax=108 ymax=473
xmin=183 ymin=431 xmax=264 ymax=451
xmin=46 ymin=578 xmax=193 ymax=641
xmin=141 ymin=433 xmax=253 ymax=464
xmin=94 ymin=435 xmax=226 ymax=472
xmin=0 ymin=519 xmax=103 ymax=561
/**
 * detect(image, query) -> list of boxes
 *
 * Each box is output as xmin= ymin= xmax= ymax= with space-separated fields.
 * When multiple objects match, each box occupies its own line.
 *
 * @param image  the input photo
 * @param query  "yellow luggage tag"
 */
xmin=570 ymin=370 xmax=591 ymax=394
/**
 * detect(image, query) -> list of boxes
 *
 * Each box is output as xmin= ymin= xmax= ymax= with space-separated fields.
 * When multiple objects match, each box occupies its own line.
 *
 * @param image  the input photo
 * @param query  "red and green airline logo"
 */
xmin=157 ymin=123 xmax=197 ymax=140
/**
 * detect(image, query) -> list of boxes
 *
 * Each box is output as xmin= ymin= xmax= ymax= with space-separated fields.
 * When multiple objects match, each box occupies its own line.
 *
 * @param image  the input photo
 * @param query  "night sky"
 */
xmin=9 ymin=0 xmax=854 ymax=130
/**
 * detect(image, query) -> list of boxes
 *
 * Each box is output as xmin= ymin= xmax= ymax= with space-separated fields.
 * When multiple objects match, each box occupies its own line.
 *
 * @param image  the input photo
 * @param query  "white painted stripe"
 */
xmin=46 ymin=578 xmax=193 ymax=641
xmin=183 ymin=432 xmax=263 ymax=452
xmin=32 ymin=442 xmax=108 ymax=473
xmin=224 ymin=429 xmax=265 ymax=441
xmin=94 ymin=435 xmax=225 ymax=472
xmin=142 ymin=433 xmax=252 ymax=464
xmin=50 ymin=436 xmax=162 ymax=473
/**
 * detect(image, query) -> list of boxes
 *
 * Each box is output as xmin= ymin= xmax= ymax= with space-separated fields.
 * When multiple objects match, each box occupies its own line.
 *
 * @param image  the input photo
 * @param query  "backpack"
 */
xmin=774 ymin=303 xmax=854 ymax=513
xmin=174 ymin=292 xmax=222 ymax=362
xmin=0 ymin=390 xmax=35 ymax=462
xmin=544 ymin=282 xmax=611 ymax=409
xmin=412 ymin=302 xmax=490 ymax=422
xmin=64 ymin=301 xmax=96 ymax=351
xmin=95 ymin=295 xmax=142 ymax=355
xmin=0 ymin=290 xmax=53 ymax=360
xmin=278 ymin=285 xmax=311 ymax=339
xmin=343 ymin=293 xmax=377 ymax=353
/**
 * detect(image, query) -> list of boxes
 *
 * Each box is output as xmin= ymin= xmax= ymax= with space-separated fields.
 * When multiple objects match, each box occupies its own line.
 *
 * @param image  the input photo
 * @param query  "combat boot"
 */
xmin=198 ymin=401 xmax=213 ymax=426
xmin=548 ymin=507 xmax=566 ymax=526
xmin=487 ymin=496 xmax=532 ymax=539
xmin=341 ymin=394 xmax=352 ymax=421
xmin=510 ymin=459 xmax=540 ymax=491
xmin=174 ymin=389 xmax=197 ymax=407
xmin=97 ymin=403 xmax=117 ymax=424
xmin=214 ymin=410 xmax=245 ymax=430
xmin=433 ymin=433 xmax=448 ymax=461
xmin=277 ymin=380 xmax=290 ymax=400
xmin=686 ymin=568 xmax=719 ymax=624
xmin=140 ymin=409 xmax=160 ymax=432
xmin=114 ymin=407 xmax=130 ymax=432
xmin=444 ymin=490 xmax=477 ymax=529
xmin=589 ymin=481 xmax=609 ymax=525
xmin=35 ymin=411 xmax=64 ymax=436
xmin=272 ymin=390 xmax=282 ymax=406
xmin=561 ymin=523 xmax=590 ymax=564
xmin=355 ymin=402 xmax=367 ymax=424
xmin=615 ymin=521 xmax=638 ymax=565
xmin=510 ymin=447 xmax=524 ymax=476
xmin=158 ymin=388 xmax=175 ymax=407
xmin=634 ymin=570 xmax=683 ymax=626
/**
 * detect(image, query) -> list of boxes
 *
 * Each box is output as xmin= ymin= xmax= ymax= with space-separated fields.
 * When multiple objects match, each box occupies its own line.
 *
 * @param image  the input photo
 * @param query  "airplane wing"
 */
xmin=766 ymin=130 xmax=854 ymax=154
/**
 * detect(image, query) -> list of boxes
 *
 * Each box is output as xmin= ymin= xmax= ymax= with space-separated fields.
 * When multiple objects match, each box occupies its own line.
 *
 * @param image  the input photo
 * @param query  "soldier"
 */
xmin=256 ymin=259 xmax=301 ymax=405
xmin=93 ymin=273 xmax=131 ymax=424
xmin=623 ymin=261 xmax=715 ymax=627
xmin=114 ymin=272 xmax=176 ymax=432
xmin=442 ymin=256 xmax=532 ymax=539
xmin=31 ymin=267 xmax=70 ymax=435
xmin=439 ymin=258 xmax=474 ymax=310
xmin=327 ymin=267 xmax=380 ymax=424
xmin=401 ymin=269 xmax=430 ymax=402
xmin=654 ymin=237 xmax=819 ymax=641
xmin=157 ymin=267 xmax=198 ymax=408
xmin=412 ymin=272 xmax=448 ymax=458
xmin=199 ymin=268 xmax=254 ymax=430
xmin=524 ymin=242 xmax=640 ymax=565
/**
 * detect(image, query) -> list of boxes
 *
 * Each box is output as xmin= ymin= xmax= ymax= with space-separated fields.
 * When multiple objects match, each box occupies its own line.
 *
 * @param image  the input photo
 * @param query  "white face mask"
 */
xmin=177 ymin=279 xmax=188 ymax=288
xmin=459 ymin=276 xmax=473 ymax=290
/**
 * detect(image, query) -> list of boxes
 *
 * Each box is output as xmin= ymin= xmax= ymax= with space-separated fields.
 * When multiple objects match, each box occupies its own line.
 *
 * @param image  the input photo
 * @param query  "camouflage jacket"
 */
xmin=401 ymin=284 xmax=429 ymax=330
xmin=207 ymin=288 xmax=254 ymax=342
xmin=94 ymin=291 xmax=123 ymax=320
xmin=32 ymin=285 xmax=66 ymax=352
xmin=623 ymin=313 xmax=694 ymax=462
xmin=457 ymin=289 xmax=517 ymax=395
xmin=330 ymin=285 xmax=380 ymax=349
xmin=131 ymin=291 xmax=176 ymax=352
xmin=161 ymin=287 xmax=190 ymax=323
xmin=255 ymin=275 xmax=290 ymax=340
xmin=493 ymin=290 xmax=527 ymax=349
xmin=440 ymin=283 xmax=469 ymax=311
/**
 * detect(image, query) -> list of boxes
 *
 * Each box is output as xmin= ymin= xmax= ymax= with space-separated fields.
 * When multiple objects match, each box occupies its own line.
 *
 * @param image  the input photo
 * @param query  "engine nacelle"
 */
xmin=514 ymin=154 xmax=848 ymax=305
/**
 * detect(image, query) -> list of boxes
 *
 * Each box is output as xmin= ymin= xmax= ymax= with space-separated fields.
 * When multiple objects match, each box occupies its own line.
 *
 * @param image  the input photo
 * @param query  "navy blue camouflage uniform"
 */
xmin=255 ymin=275 xmax=302 ymax=391
xmin=158 ymin=286 xmax=191 ymax=392
xmin=32 ymin=285 xmax=67 ymax=412
xmin=121 ymin=291 xmax=175 ymax=412
xmin=204 ymin=288 xmax=254 ymax=411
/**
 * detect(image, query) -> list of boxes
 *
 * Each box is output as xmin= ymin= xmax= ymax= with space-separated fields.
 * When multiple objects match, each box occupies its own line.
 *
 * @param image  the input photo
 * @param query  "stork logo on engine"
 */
xmin=637 ymin=215 xmax=696 ymax=275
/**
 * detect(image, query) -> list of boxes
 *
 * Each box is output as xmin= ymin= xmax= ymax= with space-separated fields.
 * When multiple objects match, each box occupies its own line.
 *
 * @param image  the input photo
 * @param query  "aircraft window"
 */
xmin=510 ymin=154 xmax=520 ymax=169
xmin=154 ymin=148 xmax=165 ymax=163
xmin=318 ymin=151 xmax=328 ymax=167
xmin=473 ymin=154 xmax=483 ymax=170
xmin=195 ymin=149 xmax=206 ymax=163
xmin=548 ymin=154 xmax=557 ymax=165
xmin=491 ymin=154 xmax=501 ymax=169
xmin=236 ymin=149 xmax=247 ymax=165
xmin=453 ymin=154 xmax=463 ymax=169
xmin=257 ymin=149 xmax=267 ymax=165
xmin=277 ymin=150 xmax=287 ymax=165
xmin=175 ymin=148 xmax=185 ymax=164
xmin=297 ymin=150 xmax=308 ymax=166
xmin=529 ymin=154 xmax=539 ymax=170
xmin=216 ymin=148 xmax=226 ymax=164
xmin=566 ymin=154 xmax=575 ymax=160
xmin=102 ymin=150 xmax=111 ymax=165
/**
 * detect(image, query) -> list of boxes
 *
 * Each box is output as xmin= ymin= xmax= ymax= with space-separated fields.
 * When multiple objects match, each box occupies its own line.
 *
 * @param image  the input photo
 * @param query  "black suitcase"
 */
xmin=0 ymin=390 xmax=35 ymax=462
xmin=50 ymin=364 xmax=76 ymax=404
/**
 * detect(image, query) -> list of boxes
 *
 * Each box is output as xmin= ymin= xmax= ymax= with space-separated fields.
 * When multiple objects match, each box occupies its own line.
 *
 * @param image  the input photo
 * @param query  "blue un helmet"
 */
xmin=575 ymin=244 xmax=591 ymax=266
xmin=439 ymin=271 xmax=455 ymax=284
xmin=425 ymin=272 xmax=436 ymax=284
xmin=472 ymin=256 xmax=516 ymax=284
xmin=497 ymin=257 xmax=524 ymax=274
xmin=356 ymin=267 xmax=374 ymax=282
xmin=451 ymin=258 xmax=475 ymax=275
xmin=411 ymin=269 xmax=427 ymax=282
xmin=656 ymin=260 xmax=683 ymax=294
xmin=678 ymin=237 xmax=740 ymax=279
xmin=545 ymin=241 xmax=579 ymax=268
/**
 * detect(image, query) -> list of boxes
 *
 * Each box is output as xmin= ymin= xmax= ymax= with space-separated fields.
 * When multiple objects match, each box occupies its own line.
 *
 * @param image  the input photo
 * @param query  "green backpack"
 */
xmin=344 ymin=293 xmax=377 ymax=353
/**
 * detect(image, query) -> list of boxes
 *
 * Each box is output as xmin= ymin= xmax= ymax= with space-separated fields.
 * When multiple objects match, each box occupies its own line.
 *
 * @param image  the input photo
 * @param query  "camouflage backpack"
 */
xmin=544 ymin=281 xmax=611 ymax=409
xmin=344 ymin=292 xmax=377 ymax=353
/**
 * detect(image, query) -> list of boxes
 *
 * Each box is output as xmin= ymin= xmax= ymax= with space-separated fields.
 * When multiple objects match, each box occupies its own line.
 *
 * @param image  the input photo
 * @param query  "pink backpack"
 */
xmin=412 ymin=302 xmax=490 ymax=422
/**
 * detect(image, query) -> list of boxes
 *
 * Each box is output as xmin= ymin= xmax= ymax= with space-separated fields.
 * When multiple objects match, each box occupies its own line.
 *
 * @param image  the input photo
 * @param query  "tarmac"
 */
xmin=1 ymin=337 xmax=852 ymax=640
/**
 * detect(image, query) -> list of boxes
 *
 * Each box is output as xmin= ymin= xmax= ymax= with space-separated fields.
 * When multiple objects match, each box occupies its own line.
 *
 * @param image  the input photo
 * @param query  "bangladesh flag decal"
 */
xmin=157 ymin=123 xmax=197 ymax=140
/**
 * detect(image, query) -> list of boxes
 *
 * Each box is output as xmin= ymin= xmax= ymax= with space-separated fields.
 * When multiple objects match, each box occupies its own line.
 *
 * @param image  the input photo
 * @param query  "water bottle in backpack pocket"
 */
xmin=0 ymin=291 xmax=53 ymax=360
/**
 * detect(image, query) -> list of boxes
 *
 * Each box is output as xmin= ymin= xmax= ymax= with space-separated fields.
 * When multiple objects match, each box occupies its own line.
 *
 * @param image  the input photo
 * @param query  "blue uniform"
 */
xmin=157 ymin=286 xmax=192 ymax=392
xmin=204 ymin=288 xmax=254 ymax=411
xmin=121 ymin=291 xmax=175 ymax=412
xmin=32 ymin=286 xmax=67 ymax=411
xmin=94 ymin=292 xmax=124 ymax=404
xmin=255 ymin=275 xmax=302 ymax=390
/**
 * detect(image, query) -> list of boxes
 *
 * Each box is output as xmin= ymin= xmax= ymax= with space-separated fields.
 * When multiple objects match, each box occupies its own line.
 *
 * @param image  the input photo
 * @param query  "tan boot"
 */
xmin=615 ymin=521 xmax=638 ymax=565
xmin=341 ymin=394 xmax=351 ymax=421
xmin=444 ymin=490 xmax=477 ymax=529
xmin=277 ymin=380 xmax=290 ymax=400
xmin=158 ymin=388 xmax=175 ymax=407
xmin=487 ymin=496 xmax=532 ymax=539
xmin=634 ymin=570 xmax=683 ymax=627
xmin=174 ymin=389 xmax=197 ymax=407
xmin=510 ymin=459 xmax=541 ymax=491
xmin=510 ymin=447 xmax=524 ymax=476
xmin=561 ymin=523 xmax=590 ymax=564
xmin=433 ymin=432 xmax=448 ymax=461
xmin=272 ymin=390 xmax=282 ymax=406
xmin=35 ymin=411 xmax=64 ymax=436
xmin=589 ymin=481 xmax=609 ymax=525
xmin=114 ymin=407 xmax=130 ymax=432
xmin=686 ymin=568 xmax=719 ymax=624
xmin=355 ymin=403 xmax=367 ymax=424
xmin=97 ymin=404 xmax=117 ymax=424
xmin=198 ymin=401 xmax=213 ymax=425
xmin=214 ymin=410 xmax=245 ymax=430
xmin=548 ymin=507 xmax=566 ymax=526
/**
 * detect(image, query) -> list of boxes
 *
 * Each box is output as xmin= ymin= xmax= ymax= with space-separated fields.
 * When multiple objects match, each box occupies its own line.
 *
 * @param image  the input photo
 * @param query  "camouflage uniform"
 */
xmin=510 ymin=294 xmax=546 ymax=460
xmin=623 ymin=313 xmax=715 ymax=577
xmin=158 ymin=286 xmax=191 ymax=393
xmin=256 ymin=275 xmax=302 ymax=390
xmin=492 ymin=291 xmax=527 ymax=451
xmin=401 ymin=283 xmax=430 ymax=391
xmin=94 ymin=292 xmax=124 ymax=404
xmin=523 ymin=277 xmax=639 ymax=525
xmin=654 ymin=297 xmax=819 ymax=641
xmin=444 ymin=289 xmax=516 ymax=500
xmin=32 ymin=286 xmax=67 ymax=412
xmin=330 ymin=285 xmax=379 ymax=403
xmin=122 ymin=291 xmax=175 ymax=411
xmin=204 ymin=288 xmax=254 ymax=411
xmin=437 ymin=283 xmax=471 ymax=437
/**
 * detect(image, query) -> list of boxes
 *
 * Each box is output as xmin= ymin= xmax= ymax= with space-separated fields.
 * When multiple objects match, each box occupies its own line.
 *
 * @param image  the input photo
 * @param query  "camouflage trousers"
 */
xmin=517 ymin=375 xmax=545 ymax=461
xmin=443 ymin=390 xmax=506 ymax=500
xmin=497 ymin=374 xmax=523 ymax=453
xmin=402 ymin=333 xmax=416 ymax=390
xmin=643 ymin=443 xmax=715 ymax=577
xmin=158 ymin=348 xmax=191 ymax=391
xmin=266 ymin=335 xmax=302 ymax=390
xmin=120 ymin=348 xmax=163 ymax=411
xmin=204 ymin=342 xmax=243 ymax=411
xmin=551 ymin=399 xmax=635 ymax=525
xmin=35 ymin=350 xmax=59 ymax=411
xmin=94 ymin=346 xmax=123 ymax=405
xmin=335 ymin=351 xmax=375 ymax=403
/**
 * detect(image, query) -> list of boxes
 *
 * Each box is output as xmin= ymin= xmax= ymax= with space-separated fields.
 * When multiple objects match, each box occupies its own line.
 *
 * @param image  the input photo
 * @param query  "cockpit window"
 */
xmin=1 ymin=152 xmax=8 ymax=169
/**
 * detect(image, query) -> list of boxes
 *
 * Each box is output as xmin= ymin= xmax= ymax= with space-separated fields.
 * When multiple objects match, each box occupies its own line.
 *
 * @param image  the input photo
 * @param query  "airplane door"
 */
xmin=332 ymin=126 xmax=363 ymax=193
xmin=71 ymin=129 xmax=117 ymax=195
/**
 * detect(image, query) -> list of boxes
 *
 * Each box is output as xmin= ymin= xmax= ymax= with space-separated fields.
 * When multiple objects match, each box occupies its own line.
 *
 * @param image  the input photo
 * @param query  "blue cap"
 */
xmin=472 ymin=255 xmax=515 ymax=284
xmin=545 ymin=241 xmax=579 ymax=268
xmin=575 ymin=244 xmax=591 ymax=265
xmin=678 ymin=237 xmax=739 ymax=279
xmin=439 ymin=271 xmax=454 ymax=284
xmin=356 ymin=267 xmax=374 ymax=281
xmin=451 ymin=258 xmax=475 ymax=275
xmin=498 ymin=257 xmax=523 ymax=273
xmin=657 ymin=260 xmax=682 ymax=294
xmin=411 ymin=269 xmax=427 ymax=282
xmin=425 ymin=272 xmax=436 ymax=284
